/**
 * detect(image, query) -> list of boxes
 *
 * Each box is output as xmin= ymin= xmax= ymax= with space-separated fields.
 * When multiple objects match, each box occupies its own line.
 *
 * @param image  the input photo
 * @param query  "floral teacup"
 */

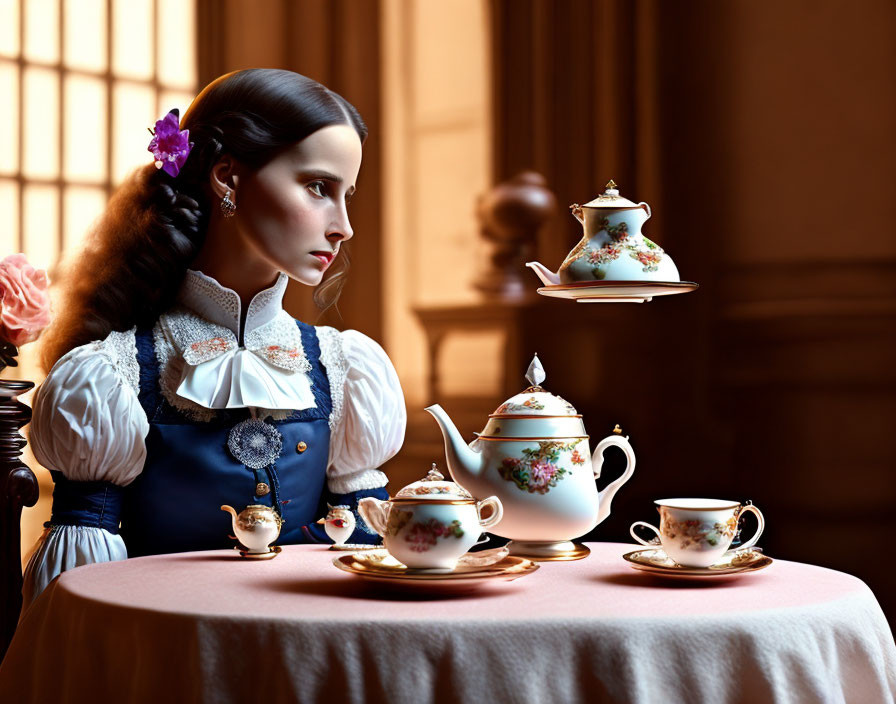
xmin=630 ymin=498 xmax=765 ymax=568
xmin=358 ymin=465 xmax=503 ymax=572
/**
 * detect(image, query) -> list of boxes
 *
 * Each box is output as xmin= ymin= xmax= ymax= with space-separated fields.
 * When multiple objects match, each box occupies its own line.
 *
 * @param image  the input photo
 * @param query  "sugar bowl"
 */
xmin=358 ymin=465 xmax=503 ymax=572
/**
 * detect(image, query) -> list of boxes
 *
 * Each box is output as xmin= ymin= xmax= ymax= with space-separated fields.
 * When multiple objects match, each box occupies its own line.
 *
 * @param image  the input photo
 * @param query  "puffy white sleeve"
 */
xmin=22 ymin=330 xmax=150 ymax=609
xmin=318 ymin=327 xmax=406 ymax=494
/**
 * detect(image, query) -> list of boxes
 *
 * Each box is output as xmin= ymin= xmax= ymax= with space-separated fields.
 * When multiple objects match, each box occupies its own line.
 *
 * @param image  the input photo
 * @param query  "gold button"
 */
xmin=296 ymin=441 xmax=307 ymax=453
xmin=255 ymin=482 xmax=270 ymax=496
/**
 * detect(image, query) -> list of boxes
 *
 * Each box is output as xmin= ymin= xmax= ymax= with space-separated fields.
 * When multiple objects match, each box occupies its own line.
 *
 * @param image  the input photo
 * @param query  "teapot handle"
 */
xmin=476 ymin=496 xmax=504 ymax=530
xmin=591 ymin=430 xmax=636 ymax=527
xmin=639 ymin=202 xmax=651 ymax=219
xmin=357 ymin=497 xmax=389 ymax=537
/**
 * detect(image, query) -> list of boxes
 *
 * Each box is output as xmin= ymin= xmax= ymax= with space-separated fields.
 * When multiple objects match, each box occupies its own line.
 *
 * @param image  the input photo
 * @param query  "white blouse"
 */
xmin=22 ymin=269 xmax=406 ymax=608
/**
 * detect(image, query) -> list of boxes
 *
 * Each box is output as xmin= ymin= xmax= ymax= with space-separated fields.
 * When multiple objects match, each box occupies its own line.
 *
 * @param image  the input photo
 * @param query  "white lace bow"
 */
xmin=165 ymin=308 xmax=316 ymax=411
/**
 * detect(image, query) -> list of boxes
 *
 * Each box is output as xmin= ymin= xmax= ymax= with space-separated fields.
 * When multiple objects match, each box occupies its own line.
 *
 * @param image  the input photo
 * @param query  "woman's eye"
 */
xmin=308 ymin=181 xmax=327 ymax=197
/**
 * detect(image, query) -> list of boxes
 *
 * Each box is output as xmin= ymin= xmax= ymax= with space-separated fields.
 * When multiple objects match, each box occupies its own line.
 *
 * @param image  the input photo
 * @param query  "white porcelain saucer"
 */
xmin=622 ymin=547 xmax=772 ymax=578
xmin=537 ymin=280 xmax=698 ymax=303
xmin=333 ymin=547 xmax=539 ymax=592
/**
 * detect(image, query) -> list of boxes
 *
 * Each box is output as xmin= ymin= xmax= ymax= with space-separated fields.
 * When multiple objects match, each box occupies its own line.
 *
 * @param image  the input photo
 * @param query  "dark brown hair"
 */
xmin=40 ymin=68 xmax=366 ymax=371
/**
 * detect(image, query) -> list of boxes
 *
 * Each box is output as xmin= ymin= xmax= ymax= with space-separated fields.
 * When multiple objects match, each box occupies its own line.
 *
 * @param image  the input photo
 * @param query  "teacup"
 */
xmin=630 ymin=498 xmax=764 ymax=568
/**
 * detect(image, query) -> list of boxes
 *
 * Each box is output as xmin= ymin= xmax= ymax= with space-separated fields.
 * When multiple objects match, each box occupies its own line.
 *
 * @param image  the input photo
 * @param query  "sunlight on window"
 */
xmin=0 ymin=0 xmax=19 ymax=57
xmin=0 ymin=181 xmax=18 ymax=253
xmin=158 ymin=0 xmax=197 ymax=88
xmin=23 ymin=185 xmax=59 ymax=271
xmin=23 ymin=67 xmax=60 ymax=179
xmin=64 ymin=186 xmax=106 ymax=257
xmin=64 ymin=75 xmax=108 ymax=182
xmin=113 ymin=0 xmax=153 ymax=80
xmin=64 ymin=0 xmax=107 ymax=72
xmin=24 ymin=0 xmax=58 ymax=64
xmin=113 ymin=81 xmax=155 ymax=183
xmin=0 ymin=62 xmax=18 ymax=174
xmin=159 ymin=90 xmax=194 ymax=121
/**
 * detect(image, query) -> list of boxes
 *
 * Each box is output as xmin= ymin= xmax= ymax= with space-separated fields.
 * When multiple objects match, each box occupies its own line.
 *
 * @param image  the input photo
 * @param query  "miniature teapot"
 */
xmin=321 ymin=504 xmax=356 ymax=547
xmin=425 ymin=355 xmax=636 ymax=559
xmin=221 ymin=504 xmax=283 ymax=555
xmin=527 ymin=180 xmax=680 ymax=285
xmin=358 ymin=465 xmax=503 ymax=572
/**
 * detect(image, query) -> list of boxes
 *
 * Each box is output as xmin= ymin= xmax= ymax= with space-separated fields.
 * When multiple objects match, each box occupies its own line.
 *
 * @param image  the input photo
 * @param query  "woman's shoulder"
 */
xmin=46 ymin=327 xmax=140 ymax=395
xmin=313 ymin=326 xmax=391 ymax=366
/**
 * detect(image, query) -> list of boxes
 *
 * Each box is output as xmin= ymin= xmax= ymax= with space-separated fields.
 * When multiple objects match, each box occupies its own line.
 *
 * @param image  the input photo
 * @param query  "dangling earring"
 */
xmin=220 ymin=190 xmax=236 ymax=218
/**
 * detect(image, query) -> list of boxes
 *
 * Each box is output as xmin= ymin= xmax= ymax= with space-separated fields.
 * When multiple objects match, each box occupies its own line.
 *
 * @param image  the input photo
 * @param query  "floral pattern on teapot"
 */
xmin=406 ymin=518 xmax=465 ymax=552
xmin=499 ymin=439 xmax=586 ymax=494
xmin=572 ymin=216 xmax=668 ymax=279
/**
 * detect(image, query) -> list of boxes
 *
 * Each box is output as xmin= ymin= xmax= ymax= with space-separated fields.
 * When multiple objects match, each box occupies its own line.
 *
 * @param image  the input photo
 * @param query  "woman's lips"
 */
xmin=310 ymin=251 xmax=335 ymax=268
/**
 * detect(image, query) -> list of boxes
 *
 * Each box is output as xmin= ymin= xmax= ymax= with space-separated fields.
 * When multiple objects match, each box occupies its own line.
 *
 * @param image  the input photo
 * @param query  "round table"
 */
xmin=1 ymin=543 xmax=894 ymax=703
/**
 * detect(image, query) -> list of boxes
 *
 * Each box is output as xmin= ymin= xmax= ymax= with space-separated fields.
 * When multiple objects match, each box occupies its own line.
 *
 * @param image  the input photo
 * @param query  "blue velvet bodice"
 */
xmin=49 ymin=320 xmax=386 ymax=555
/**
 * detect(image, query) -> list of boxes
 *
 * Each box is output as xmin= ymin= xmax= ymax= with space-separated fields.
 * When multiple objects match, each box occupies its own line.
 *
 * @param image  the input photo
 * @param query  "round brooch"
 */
xmin=227 ymin=419 xmax=283 ymax=469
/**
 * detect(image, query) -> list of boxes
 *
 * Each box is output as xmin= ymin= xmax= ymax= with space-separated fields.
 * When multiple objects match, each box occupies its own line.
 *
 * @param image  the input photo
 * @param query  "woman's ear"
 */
xmin=209 ymin=156 xmax=239 ymax=199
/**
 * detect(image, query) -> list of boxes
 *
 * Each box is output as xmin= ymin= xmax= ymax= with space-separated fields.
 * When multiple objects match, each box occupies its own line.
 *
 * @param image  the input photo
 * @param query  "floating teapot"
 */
xmin=527 ymin=180 xmax=680 ymax=285
xmin=221 ymin=504 xmax=283 ymax=556
xmin=425 ymin=356 xmax=636 ymax=560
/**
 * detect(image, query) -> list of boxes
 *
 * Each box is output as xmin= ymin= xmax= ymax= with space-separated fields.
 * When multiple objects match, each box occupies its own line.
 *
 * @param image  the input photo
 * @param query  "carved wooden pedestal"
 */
xmin=0 ymin=379 xmax=38 ymax=662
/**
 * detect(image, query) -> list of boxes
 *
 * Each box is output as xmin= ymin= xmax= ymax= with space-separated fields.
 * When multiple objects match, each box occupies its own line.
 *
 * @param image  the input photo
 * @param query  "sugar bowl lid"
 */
xmin=393 ymin=464 xmax=474 ymax=502
xmin=581 ymin=180 xmax=640 ymax=209
xmin=491 ymin=355 xmax=579 ymax=417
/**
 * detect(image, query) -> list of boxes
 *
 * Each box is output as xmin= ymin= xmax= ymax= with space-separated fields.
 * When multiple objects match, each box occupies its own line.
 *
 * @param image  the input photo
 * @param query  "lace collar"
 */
xmin=154 ymin=269 xmax=315 ymax=413
xmin=178 ymin=269 xmax=288 ymax=340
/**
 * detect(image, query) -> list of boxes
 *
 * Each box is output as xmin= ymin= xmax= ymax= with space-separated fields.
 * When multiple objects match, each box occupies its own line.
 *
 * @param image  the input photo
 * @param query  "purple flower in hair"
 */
xmin=147 ymin=109 xmax=192 ymax=178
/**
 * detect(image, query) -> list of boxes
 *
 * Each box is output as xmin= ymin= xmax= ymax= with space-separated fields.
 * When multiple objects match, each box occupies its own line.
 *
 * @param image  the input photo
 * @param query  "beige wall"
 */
xmin=382 ymin=0 xmax=493 ymax=410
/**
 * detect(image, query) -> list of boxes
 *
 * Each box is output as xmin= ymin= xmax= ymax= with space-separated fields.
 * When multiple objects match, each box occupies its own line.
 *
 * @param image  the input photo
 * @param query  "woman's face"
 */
xmin=231 ymin=124 xmax=363 ymax=286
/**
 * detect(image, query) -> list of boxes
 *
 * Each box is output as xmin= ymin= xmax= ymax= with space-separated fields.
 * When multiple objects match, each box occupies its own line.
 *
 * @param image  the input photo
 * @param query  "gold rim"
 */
xmin=474 ymin=435 xmax=588 ymax=442
xmin=488 ymin=413 xmax=583 ymax=419
xmin=390 ymin=498 xmax=475 ymax=505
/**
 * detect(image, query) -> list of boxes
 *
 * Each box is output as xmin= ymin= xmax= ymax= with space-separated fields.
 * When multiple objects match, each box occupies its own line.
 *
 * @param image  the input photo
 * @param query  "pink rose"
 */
xmin=0 ymin=254 xmax=51 ymax=347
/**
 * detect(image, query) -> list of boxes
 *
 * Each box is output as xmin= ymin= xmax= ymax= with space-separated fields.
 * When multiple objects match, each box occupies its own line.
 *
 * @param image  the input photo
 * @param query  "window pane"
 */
xmin=24 ymin=0 xmax=59 ymax=63
xmin=0 ymin=180 xmax=18 ymax=254
xmin=112 ymin=81 xmax=154 ymax=183
xmin=23 ymin=67 xmax=60 ymax=179
xmin=64 ymin=0 xmax=107 ymax=72
xmin=113 ymin=0 xmax=153 ymax=80
xmin=23 ymin=185 xmax=59 ymax=271
xmin=158 ymin=0 xmax=196 ymax=88
xmin=158 ymin=90 xmax=193 ymax=121
xmin=0 ymin=61 xmax=18 ymax=174
xmin=64 ymin=186 xmax=106 ymax=256
xmin=64 ymin=75 xmax=107 ymax=181
xmin=0 ymin=0 xmax=19 ymax=57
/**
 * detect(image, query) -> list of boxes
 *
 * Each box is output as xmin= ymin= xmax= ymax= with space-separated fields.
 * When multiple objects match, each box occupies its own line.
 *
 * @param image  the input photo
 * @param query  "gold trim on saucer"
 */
xmin=236 ymin=545 xmax=282 ymax=560
xmin=622 ymin=548 xmax=772 ymax=577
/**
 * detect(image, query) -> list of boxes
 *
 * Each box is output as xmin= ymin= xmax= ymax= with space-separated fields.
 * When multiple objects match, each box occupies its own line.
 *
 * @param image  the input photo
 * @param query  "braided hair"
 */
xmin=41 ymin=69 xmax=367 ymax=371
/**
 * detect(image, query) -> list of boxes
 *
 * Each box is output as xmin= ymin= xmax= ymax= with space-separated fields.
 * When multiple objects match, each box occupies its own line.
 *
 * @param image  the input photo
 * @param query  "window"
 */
xmin=0 ymin=0 xmax=197 ymax=273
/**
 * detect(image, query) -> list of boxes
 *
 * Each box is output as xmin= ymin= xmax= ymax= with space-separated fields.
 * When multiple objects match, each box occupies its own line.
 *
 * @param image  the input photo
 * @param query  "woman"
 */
xmin=22 ymin=69 xmax=405 ymax=607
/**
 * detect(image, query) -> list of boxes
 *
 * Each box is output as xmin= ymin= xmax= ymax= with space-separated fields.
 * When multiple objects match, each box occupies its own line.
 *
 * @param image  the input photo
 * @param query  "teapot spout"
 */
xmin=525 ymin=261 xmax=561 ymax=286
xmin=424 ymin=404 xmax=484 ymax=491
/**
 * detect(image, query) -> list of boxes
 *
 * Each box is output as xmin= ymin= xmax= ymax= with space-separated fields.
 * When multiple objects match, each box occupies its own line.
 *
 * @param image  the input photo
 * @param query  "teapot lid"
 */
xmin=580 ymin=180 xmax=640 ymax=209
xmin=393 ymin=464 xmax=474 ymax=502
xmin=491 ymin=355 xmax=579 ymax=417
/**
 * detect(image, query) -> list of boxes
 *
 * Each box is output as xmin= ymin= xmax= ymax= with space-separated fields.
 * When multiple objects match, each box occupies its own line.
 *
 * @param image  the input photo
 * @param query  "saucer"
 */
xmin=333 ymin=548 xmax=538 ymax=592
xmin=537 ymin=280 xmax=698 ymax=303
xmin=622 ymin=547 xmax=772 ymax=578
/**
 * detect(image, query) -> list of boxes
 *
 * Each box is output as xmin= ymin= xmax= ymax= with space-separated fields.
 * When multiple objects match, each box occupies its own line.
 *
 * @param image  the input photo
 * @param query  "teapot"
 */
xmin=358 ymin=465 xmax=503 ymax=572
xmin=221 ymin=504 xmax=283 ymax=556
xmin=425 ymin=355 xmax=636 ymax=559
xmin=526 ymin=180 xmax=680 ymax=285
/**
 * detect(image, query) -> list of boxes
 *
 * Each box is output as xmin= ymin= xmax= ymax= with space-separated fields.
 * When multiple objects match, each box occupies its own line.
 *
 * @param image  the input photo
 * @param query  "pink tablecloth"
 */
xmin=1 ymin=542 xmax=894 ymax=703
